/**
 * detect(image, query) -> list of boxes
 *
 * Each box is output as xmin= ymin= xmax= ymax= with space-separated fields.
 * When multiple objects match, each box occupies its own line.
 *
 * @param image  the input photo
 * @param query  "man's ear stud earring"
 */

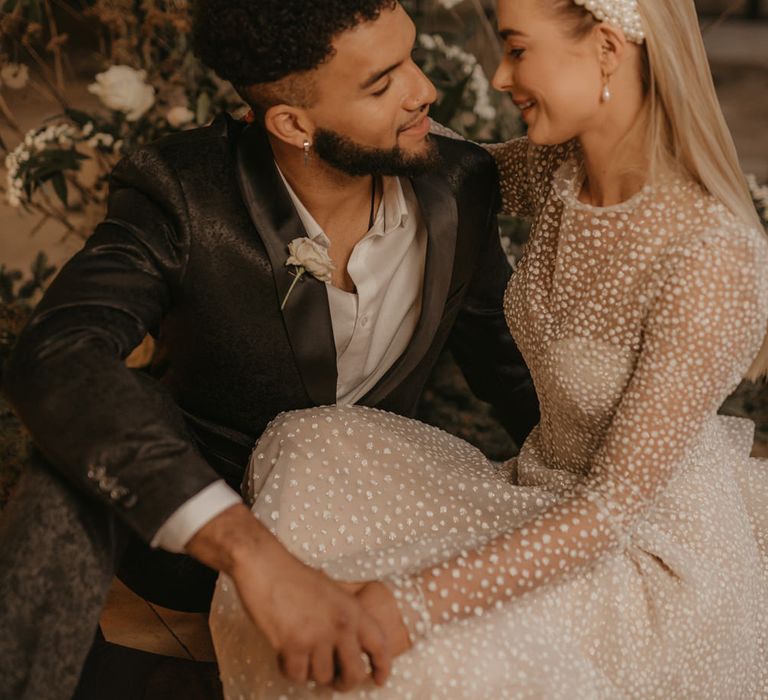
xmin=303 ymin=139 xmax=311 ymax=166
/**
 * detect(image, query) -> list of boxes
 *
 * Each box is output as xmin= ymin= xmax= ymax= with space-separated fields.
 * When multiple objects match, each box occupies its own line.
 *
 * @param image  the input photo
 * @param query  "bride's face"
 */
xmin=492 ymin=0 xmax=607 ymax=145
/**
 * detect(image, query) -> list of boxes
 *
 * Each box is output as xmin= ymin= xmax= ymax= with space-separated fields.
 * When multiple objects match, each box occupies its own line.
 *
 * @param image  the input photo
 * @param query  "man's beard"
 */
xmin=313 ymin=127 xmax=441 ymax=177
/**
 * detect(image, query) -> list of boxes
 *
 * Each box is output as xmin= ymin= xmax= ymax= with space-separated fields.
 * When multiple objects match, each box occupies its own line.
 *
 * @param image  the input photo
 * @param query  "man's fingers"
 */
xmin=278 ymin=651 xmax=310 ymax=684
xmin=310 ymin=646 xmax=335 ymax=686
xmin=332 ymin=637 xmax=368 ymax=692
xmin=359 ymin=615 xmax=392 ymax=687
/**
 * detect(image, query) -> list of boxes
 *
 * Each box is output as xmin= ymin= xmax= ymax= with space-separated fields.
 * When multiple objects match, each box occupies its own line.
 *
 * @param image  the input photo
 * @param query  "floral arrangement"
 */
xmin=416 ymin=33 xmax=498 ymax=139
xmin=748 ymin=174 xmax=768 ymax=229
xmin=1 ymin=0 xmax=246 ymax=247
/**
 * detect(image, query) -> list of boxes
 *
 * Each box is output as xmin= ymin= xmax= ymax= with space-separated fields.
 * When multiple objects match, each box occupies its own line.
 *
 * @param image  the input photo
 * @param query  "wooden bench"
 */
xmin=74 ymin=579 xmax=223 ymax=699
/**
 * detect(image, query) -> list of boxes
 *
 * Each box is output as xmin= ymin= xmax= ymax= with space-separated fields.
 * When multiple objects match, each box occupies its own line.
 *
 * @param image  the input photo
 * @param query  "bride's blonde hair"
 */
xmin=551 ymin=0 xmax=767 ymax=379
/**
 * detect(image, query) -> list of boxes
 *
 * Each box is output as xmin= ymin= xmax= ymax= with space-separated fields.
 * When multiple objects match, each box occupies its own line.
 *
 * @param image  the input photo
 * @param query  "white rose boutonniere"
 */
xmin=281 ymin=237 xmax=335 ymax=309
xmin=88 ymin=65 xmax=156 ymax=122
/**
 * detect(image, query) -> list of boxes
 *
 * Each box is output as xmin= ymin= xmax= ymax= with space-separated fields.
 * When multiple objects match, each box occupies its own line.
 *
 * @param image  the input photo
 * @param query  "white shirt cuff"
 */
xmin=150 ymin=480 xmax=243 ymax=553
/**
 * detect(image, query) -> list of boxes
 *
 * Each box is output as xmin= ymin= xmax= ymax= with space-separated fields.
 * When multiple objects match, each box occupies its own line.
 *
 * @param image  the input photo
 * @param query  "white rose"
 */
xmin=0 ymin=63 xmax=30 ymax=90
xmin=166 ymin=105 xmax=195 ymax=128
xmin=88 ymin=65 xmax=155 ymax=121
xmin=286 ymin=237 xmax=334 ymax=283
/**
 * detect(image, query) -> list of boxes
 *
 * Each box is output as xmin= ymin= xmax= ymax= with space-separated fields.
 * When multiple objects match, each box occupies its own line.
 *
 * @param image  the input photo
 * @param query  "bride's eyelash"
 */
xmin=507 ymin=48 xmax=525 ymax=59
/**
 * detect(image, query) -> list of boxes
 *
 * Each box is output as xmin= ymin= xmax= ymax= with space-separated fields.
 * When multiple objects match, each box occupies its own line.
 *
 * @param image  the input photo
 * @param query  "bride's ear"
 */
xmin=595 ymin=23 xmax=627 ymax=77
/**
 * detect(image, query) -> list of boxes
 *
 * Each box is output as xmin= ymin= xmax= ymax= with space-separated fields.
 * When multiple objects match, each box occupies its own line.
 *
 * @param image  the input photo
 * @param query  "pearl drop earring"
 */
xmin=601 ymin=81 xmax=612 ymax=103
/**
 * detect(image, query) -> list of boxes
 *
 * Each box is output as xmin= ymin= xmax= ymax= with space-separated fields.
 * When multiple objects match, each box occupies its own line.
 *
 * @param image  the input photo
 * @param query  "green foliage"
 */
xmin=0 ymin=253 xmax=57 ymax=307
xmin=23 ymin=148 xmax=89 ymax=207
xmin=2 ymin=0 xmax=44 ymax=21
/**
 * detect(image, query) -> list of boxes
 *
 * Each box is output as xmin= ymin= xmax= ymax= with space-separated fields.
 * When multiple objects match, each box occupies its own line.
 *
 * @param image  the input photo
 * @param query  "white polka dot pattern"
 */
xmin=210 ymin=137 xmax=768 ymax=698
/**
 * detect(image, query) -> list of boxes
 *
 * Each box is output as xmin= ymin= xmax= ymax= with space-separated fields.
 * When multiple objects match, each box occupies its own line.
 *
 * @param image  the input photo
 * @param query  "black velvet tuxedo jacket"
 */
xmin=4 ymin=114 xmax=539 ymax=544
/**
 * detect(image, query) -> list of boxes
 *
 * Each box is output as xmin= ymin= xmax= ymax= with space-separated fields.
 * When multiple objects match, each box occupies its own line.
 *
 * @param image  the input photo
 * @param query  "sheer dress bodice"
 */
xmin=495 ymin=138 xmax=767 ymax=479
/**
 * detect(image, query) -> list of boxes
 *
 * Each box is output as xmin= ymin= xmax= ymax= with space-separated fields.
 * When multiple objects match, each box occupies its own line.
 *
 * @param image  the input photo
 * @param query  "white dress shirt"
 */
xmin=151 ymin=171 xmax=427 ymax=552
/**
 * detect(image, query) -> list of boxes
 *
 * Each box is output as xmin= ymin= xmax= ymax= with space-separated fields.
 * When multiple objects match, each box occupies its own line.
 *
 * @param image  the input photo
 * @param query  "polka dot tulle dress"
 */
xmin=210 ymin=137 xmax=768 ymax=698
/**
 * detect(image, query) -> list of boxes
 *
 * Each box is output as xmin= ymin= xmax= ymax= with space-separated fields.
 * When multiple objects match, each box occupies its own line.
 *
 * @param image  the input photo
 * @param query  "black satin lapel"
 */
xmin=361 ymin=173 xmax=458 ymax=406
xmin=235 ymin=124 xmax=336 ymax=405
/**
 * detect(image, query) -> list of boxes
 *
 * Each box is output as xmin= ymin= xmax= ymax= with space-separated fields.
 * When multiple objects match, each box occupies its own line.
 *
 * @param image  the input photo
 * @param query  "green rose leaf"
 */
xmin=64 ymin=109 xmax=95 ymax=128
xmin=50 ymin=172 xmax=68 ymax=207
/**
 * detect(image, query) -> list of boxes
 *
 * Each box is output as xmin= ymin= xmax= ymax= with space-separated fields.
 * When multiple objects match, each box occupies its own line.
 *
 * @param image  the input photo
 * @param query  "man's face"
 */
xmin=306 ymin=3 xmax=439 ymax=176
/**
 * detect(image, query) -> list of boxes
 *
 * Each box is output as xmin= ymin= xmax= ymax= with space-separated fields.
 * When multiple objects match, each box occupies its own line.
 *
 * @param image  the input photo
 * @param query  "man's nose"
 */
xmin=403 ymin=61 xmax=438 ymax=111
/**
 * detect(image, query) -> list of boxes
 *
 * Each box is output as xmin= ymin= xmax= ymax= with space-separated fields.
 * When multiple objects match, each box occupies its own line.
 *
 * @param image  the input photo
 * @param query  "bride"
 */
xmin=210 ymin=0 xmax=768 ymax=696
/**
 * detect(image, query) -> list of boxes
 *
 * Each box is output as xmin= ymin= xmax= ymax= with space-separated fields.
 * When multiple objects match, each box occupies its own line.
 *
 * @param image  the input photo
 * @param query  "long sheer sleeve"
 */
xmin=387 ymin=227 xmax=768 ymax=639
xmin=479 ymin=138 xmax=534 ymax=219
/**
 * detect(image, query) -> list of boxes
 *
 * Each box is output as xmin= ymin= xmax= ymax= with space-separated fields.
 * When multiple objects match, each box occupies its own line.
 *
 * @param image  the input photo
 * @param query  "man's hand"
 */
xmin=187 ymin=504 xmax=392 ymax=690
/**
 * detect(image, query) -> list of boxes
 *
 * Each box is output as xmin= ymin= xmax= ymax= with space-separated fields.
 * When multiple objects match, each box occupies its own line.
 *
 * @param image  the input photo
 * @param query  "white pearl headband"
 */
xmin=572 ymin=0 xmax=646 ymax=44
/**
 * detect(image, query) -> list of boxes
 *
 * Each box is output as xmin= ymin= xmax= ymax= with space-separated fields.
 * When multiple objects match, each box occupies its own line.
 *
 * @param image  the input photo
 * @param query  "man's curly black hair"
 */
xmin=192 ymin=0 xmax=398 ymax=87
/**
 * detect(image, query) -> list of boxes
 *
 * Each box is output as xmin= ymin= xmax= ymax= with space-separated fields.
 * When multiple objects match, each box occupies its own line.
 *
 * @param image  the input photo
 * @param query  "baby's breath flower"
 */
xmin=87 ymin=133 xmax=115 ymax=149
xmin=4 ymin=122 xmax=81 ymax=207
xmin=417 ymin=33 xmax=497 ymax=135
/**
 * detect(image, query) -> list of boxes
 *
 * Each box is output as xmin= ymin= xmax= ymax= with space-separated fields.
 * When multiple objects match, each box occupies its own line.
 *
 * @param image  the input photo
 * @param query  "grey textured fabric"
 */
xmin=0 ymin=453 xmax=126 ymax=700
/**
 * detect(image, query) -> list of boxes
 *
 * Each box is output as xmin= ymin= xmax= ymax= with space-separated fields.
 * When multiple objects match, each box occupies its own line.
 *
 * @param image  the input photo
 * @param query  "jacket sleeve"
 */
xmin=447 ymin=169 xmax=540 ymax=448
xmin=3 ymin=148 xmax=221 ymax=543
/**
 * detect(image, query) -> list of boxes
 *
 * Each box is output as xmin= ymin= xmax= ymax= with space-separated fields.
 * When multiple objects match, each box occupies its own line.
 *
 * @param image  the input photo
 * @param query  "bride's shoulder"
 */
xmin=427 ymin=121 xmax=501 ymax=184
xmin=428 ymin=121 xmax=574 ymax=179
xmin=482 ymin=136 xmax=572 ymax=164
xmin=480 ymin=137 xmax=575 ymax=183
xmin=658 ymin=191 xmax=768 ymax=283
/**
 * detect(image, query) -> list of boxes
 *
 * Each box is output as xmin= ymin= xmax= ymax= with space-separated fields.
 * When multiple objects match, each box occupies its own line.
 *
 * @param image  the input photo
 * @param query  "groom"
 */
xmin=0 ymin=0 xmax=538 ymax=697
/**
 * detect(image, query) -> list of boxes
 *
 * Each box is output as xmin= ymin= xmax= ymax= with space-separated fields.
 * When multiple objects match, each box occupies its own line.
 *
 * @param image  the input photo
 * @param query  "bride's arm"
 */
xmin=429 ymin=120 xmax=571 ymax=219
xmin=386 ymin=228 xmax=768 ymax=641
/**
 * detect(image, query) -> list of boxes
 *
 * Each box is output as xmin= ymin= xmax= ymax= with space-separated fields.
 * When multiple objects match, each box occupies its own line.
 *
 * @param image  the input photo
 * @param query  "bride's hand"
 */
xmin=342 ymin=581 xmax=412 ymax=657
